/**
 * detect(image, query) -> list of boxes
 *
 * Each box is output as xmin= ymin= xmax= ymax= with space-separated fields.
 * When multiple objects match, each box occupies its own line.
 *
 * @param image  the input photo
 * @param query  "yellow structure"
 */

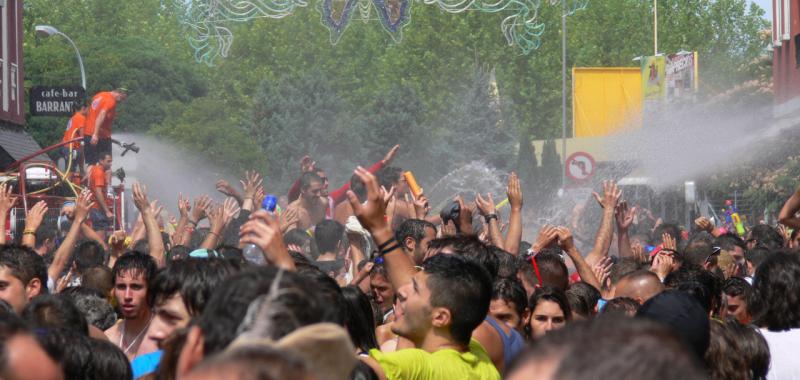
xmin=573 ymin=67 xmax=643 ymax=137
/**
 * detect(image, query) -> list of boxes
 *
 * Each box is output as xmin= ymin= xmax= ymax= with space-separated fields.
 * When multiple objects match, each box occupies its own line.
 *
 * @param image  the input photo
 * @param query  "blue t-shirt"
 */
xmin=131 ymin=350 xmax=163 ymax=379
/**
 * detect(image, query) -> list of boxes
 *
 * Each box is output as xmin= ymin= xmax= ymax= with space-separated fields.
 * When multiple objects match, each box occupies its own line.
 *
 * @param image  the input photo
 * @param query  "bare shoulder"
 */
xmin=104 ymin=319 xmax=123 ymax=341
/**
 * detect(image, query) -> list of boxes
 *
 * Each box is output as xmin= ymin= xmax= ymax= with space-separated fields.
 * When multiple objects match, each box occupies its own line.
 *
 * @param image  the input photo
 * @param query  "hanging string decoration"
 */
xmin=167 ymin=0 xmax=557 ymax=65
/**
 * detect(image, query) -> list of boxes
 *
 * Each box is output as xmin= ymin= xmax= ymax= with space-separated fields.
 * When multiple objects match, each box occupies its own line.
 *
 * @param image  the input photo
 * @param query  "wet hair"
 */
xmin=395 ymin=219 xmax=436 ymax=248
xmin=609 ymin=257 xmax=641 ymax=286
xmin=198 ymin=267 xmax=330 ymax=356
xmin=507 ymin=317 xmax=705 ymax=380
xmin=745 ymin=246 xmax=772 ymax=270
xmin=0 ymin=245 xmax=47 ymax=293
xmin=298 ymin=269 xmax=345 ymax=326
xmin=87 ymin=338 xmax=133 ymax=380
xmin=723 ymin=277 xmax=751 ymax=298
xmin=714 ymin=233 xmax=746 ymax=253
xmin=518 ymin=251 xmax=569 ymax=291
xmin=288 ymin=251 xmax=319 ymax=273
xmin=747 ymin=224 xmax=783 ymax=250
xmin=749 ymin=252 xmax=800 ymax=331
xmin=428 ymin=235 xmax=499 ymax=281
xmin=75 ymin=240 xmax=106 ymax=272
xmin=216 ymin=245 xmax=246 ymax=264
xmin=111 ymin=251 xmax=157 ymax=287
xmin=315 ymin=220 xmax=345 ymax=253
xmin=81 ymin=266 xmax=113 ymax=296
xmin=35 ymin=328 xmax=92 ymax=380
xmin=725 ymin=320 xmax=770 ymax=379
xmin=494 ymin=248 xmax=518 ymax=278
xmin=376 ymin=167 xmax=403 ymax=189
xmin=528 ymin=286 xmax=572 ymax=323
xmin=652 ymin=223 xmax=681 ymax=243
xmin=149 ymin=258 xmax=240 ymax=316
xmin=300 ymin=172 xmax=323 ymax=190
xmin=22 ymin=294 xmax=88 ymax=335
xmin=34 ymin=225 xmax=57 ymax=249
xmin=492 ymin=277 xmax=527 ymax=317
xmin=566 ymin=282 xmax=601 ymax=317
xmin=423 ymin=254 xmax=493 ymax=346
xmin=351 ymin=360 xmax=379 ymax=380
xmin=284 ymin=228 xmax=318 ymax=259
xmin=341 ymin=286 xmax=379 ymax=353
xmin=704 ymin=320 xmax=749 ymax=380
xmin=602 ymin=297 xmax=640 ymax=317
xmin=663 ymin=264 xmax=722 ymax=314
xmin=60 ymin=287 xmax=116 ymax=331
xmin=167 ymin=245 xmax=192 ymax=261
xmin=683 ymin=242 xmax=714 ymax=267
xmin=191 ymin=344 xmax=313 ymax=380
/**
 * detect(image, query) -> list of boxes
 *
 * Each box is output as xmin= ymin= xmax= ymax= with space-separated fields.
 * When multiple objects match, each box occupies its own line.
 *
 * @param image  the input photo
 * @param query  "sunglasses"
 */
xmin=704 ymin=246 xmax=722 ymax=265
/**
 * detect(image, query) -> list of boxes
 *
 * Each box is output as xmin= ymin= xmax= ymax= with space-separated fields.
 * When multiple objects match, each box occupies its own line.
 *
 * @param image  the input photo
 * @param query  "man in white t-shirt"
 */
xmin=750 ymin=252 xmax=800 ymax=379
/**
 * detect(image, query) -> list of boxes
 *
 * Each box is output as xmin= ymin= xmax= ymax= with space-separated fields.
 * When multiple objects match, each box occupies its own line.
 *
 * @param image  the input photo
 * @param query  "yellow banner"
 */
xmin=573 ymin=67 xmax=643 ymax=137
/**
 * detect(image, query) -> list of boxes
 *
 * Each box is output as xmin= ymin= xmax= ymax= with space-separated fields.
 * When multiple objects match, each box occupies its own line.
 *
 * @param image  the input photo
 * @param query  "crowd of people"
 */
xmin=1 ymin=138 xmax=800 ymax=380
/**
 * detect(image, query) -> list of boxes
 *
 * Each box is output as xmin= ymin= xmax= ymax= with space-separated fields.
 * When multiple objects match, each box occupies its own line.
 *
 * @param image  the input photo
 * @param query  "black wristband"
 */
xmin=484 ymin=214 xmax=498 ymax=223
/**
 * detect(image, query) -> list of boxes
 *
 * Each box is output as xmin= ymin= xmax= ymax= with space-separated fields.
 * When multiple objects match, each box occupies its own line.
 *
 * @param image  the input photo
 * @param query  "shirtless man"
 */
xmin=105 ymin=252 xmax=159 ymax=360
xmin=284 ymin=172 xmax=327 ymax=230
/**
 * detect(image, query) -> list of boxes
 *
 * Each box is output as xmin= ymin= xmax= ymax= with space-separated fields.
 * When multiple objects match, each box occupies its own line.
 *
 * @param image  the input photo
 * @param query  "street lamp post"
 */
xmin=35 ymin=25 xmax=86 ymax=90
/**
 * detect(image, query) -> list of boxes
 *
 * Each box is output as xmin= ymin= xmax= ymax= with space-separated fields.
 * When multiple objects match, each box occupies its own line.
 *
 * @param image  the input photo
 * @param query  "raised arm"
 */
xmin=132 ymin=183 xmax=165 ymax=267
xmin=179 ymin=195 xmax=211 ymax=247
xmin=330 ymin=144 xmax=399 ymax=205
xmin=49 ymin=191 xmax=93 ymax=281
xmin=556 ymin=226 xmax=602 ymax=290
xmin=239 ymin=210 xmax=296 ymax=271
xmin=586 ymin=181 xmax=622 ymax=267
xmin=615 ymin=201 xmax=636 ymax=258
xmin=347 ymin=166 xmax=416 ymax=290
xmin=172 ymin=193 xmax=191 ymax=244
xmin=22 ymin=201 xmax=48 ymax=248
xmin=239 ymin=171 xmax=263 ymax=212
xmin=200 ymin=198 xmax=239 ymax=250
xmin=215 ymin=180 xmax=244 ymax=206
xmin=503 ymin=173 xmax=523 ymax=255
xmin=475 ymin=193 xmax=505 ymax=249
xmin=0 ymin=184 xmax=16 ymax=245
xmin=779 ymin=188 xmax=800 ymax=229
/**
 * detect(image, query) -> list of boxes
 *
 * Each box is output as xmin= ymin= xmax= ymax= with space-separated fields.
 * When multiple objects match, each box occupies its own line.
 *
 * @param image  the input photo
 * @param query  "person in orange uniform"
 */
xmin=84 ymin=88 xmax=127 ymax=164
xmin=61 ymin=103 xmax=87 ymax=171
xmin=89 ymin=152 xmax=114 ymax=239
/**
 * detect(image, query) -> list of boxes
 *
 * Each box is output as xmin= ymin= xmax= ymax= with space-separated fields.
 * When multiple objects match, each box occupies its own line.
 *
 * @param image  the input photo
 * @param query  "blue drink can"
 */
xmin=262 ymin=195 xmax=278 ymax=212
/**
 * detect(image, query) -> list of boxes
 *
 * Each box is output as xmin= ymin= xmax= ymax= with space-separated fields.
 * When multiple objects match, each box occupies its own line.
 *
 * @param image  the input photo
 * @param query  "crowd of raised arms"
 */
xmin=2 ymin=143 xmax=800 ymax=380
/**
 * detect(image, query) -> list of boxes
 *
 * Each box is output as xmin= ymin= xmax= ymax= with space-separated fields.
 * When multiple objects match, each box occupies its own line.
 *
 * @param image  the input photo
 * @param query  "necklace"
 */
xmin=119 ymin=316 xmax=152 ymax=355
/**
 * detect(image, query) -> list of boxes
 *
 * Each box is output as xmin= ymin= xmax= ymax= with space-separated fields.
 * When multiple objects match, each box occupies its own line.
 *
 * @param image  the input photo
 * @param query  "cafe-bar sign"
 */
xmin=29 ymin=86 xmax=85 ymax=116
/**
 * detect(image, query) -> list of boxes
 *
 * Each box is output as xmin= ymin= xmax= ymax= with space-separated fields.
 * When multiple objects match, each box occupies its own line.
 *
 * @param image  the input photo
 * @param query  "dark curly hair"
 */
xmin=749 ymin=251 xmax=800 ymax=331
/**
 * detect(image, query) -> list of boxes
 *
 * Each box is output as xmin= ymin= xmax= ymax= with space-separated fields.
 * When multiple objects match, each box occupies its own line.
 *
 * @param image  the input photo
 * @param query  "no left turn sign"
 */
xmin=565 ymin=152 xmax=596 ymax=181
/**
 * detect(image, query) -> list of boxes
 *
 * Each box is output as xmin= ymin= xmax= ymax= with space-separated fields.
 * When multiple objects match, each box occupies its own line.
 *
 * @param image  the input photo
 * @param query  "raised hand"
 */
xmin=254 ymin=186 xmax=266 ymax=209
xmin=661 ymin=232 xmax=677 ymax=252
xmin=25 ymin=201 xmax=49 ymax=232
xmin=191 ymin=195 xmax=212 ymax=224
xmin=279 ymin=207 xmax=300 ymax=233
xmin=554 ymin=226 xmax=576 ymax=252
xmin=694 ymin=217 xmax=714 ymax=233
xmin=215 ymin=180 xmax=238 ymax=197
xmin=411 ymin=192 xmax=430 ymax=219
xmin=475 ymin=193 xmax=497 ymax=217
xmin=507 ymin=172 xmax=523 ymax=211
xmin=178 ymin=193 xmax=191 ymax=218
xmin=0 ymin=183 xmax=17 ymax=215
xmin=440 ymin=220 xmax=457 ymax=237
xmin=132 ymin=183 xmax=151 ymax=214
xmin=650 ymin=253 xmax=674 ymax=281
xmin=382 ymin=145 xmax=401 ymax=165
xmin=631 ymin=242 xmax=647 ymax=265
xmin=592 ymin=180 xmax=622 ymax=210
xmin=300 ymin=155 xmax=316 ymax=173
xmin=592 ymin=257 xmax=613 ymax=288
xmin=455 ymin=196 xmax=475 ymax=235
xmin=74 ymin=190 xmax=94 ymax=223
xmin=239 ymin=210 xmax=294 ymax=270
xmin=240 ymin=171 xmax=263 ymax=199
xmin=615 ymin=201 xmax=636 ymax=231
xmin=346 ymin=166 xmax=389 ymax=233
xmin=222 ymin=197 xmax=240 ymax=226
xmin=532 ymin=225 xmax=559 ymax=252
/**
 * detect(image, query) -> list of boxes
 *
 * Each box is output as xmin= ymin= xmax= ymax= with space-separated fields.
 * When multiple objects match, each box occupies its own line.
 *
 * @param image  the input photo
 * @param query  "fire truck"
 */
xmin=1 ymin=138 xmax=138 ymax=242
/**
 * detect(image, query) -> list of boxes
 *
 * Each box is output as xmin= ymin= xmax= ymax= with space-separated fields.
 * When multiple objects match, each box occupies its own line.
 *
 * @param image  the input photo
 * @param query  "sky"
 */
xmin=750 ymin=0 xmax=772 ymax=19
